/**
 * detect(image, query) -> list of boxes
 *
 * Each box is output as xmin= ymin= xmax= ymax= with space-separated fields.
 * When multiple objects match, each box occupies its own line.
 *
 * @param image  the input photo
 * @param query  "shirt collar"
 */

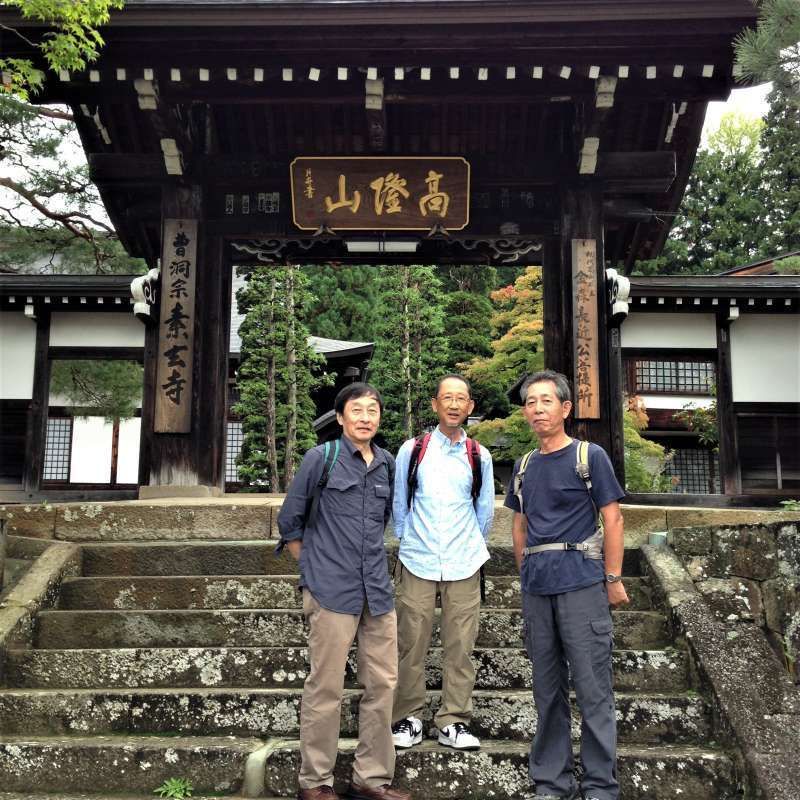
xmin=432 ymin=426 xmax=466 ymax=447
xmin=340 ymin=434 xmax=386 ymax=468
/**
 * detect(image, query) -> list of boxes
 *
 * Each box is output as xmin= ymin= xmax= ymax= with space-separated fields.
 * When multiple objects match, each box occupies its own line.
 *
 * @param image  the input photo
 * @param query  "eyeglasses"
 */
xmin=437 ymin=395 xmax=471 ymax=406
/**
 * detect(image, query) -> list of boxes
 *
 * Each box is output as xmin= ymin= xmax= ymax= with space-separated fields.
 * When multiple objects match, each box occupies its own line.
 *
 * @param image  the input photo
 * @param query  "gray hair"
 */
xmin=519 ymin=370 xmax=572 ymax=404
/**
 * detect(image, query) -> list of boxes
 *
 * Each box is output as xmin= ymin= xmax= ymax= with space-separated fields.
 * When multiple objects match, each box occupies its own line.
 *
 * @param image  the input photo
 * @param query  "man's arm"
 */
xmin=512 ymin=512 xmax=527 ymax=572
xmin=600 ymin=501 xmax=629 ymax=607
xmin=392 ymin=442 xmax=412 ymax=540
xmin=476 ymin=448 xmax=495 ymax=540
xmin=276 ymin=448 xmax=322 ymax=561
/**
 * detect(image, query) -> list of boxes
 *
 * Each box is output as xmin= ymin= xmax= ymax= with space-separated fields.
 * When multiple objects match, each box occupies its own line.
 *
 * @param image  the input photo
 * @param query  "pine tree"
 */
xmin=369 ymin=265 xmax=449 ymax=451
xmin=234 ymin=264 xmax=326 ymax=491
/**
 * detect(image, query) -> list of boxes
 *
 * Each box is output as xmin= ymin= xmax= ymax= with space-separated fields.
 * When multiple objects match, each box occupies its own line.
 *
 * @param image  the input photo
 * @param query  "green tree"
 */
xmin=369 ymin=265 xmax=449 ymax=451
xmin=734 ymin=0 xmax=800 ymax=92
xmin=463 ymin=267 xmax=545 ymax=419
xmin=634 ymin=113 xmax=768 ymax=275
xmin=468 ymin=407 xmax=537 ymax=464
xmin=760 ymin=86 xmax=800 ymax=255
xmin=234 ymin=264 xmax=327 ymax=491
xmin=301 ymin=265 xmax=380 ymax=341
xmin=622 ymin=407 xmax=672 ymax=493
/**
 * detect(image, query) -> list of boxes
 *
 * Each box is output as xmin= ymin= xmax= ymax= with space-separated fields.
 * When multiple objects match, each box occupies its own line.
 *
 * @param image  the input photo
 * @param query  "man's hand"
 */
xmin=607 ymin=580 xmax=629 ymax=608
xmin=286 ymin=540 xmax=302 ymax=561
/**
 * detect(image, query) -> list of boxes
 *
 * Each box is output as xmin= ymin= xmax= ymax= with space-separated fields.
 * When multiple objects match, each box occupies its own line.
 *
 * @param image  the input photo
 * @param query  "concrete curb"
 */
xmin=641 ymin=543 xmax=800 ymax=800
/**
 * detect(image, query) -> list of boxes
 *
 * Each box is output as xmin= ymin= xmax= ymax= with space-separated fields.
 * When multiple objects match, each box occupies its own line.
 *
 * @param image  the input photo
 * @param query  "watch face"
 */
xmin=605 ymin=574 xmax=620 ymax=583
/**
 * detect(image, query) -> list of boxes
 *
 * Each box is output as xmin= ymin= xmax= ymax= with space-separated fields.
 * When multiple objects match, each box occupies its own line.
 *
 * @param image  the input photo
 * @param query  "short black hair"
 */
xmin=433 ymin=373 xmax=472 ymax=398
xmin=334 ymin=382 xmax=384 ymax=414
xmin=519 ymin=370 xmax=572 ymax=404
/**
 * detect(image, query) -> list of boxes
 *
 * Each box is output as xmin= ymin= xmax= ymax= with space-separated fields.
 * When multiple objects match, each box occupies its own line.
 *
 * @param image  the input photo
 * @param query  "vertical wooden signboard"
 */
xmin=572 ymin=238 xmax=601 ymax=419
xmin=155 ymin=219 xmax=197 ymax=433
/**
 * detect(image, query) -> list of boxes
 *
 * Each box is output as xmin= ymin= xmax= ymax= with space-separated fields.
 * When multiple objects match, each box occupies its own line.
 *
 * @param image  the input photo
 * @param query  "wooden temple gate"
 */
xmin=2 ymin=0 xmax=758 ymax=497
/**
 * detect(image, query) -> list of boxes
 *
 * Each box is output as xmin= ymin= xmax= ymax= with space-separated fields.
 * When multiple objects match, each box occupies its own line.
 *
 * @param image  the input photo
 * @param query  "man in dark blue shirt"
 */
xmin=504 ymin=370 xmax=628 ymax=800
xmin=278 ymin=383 xmax=411 ymax=800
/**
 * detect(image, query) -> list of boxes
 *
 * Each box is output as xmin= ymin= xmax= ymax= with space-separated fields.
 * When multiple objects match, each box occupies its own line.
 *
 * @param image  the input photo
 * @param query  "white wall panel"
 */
xmin=50 ymin=313 xmax=144 ymax=348
xmin=116 ymin=418 xmax=141 ymax=484
xmin=621 ymin=313 xmax=717 ymax=349
xmin=69 ymin=417 xmax=112 ymax=483
xmin=731 ymin=315 xmax=800 ymax=402
xmin=0 ymin=311 xmax=37 ymax=399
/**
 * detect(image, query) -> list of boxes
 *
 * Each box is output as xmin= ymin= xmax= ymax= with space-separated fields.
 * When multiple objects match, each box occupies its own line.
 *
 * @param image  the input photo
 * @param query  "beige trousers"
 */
xmin=392 ymin=566 xmax=481 ymax=729
xmin=299 ymin=590 xmax=398 ymax=789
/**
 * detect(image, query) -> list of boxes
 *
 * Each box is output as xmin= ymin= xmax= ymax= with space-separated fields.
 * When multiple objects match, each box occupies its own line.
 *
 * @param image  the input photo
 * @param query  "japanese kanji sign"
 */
xmin=290 ymin=157 xmax=470 ymax=231
xmin=155 ymin=219 xmax=197 ymax=433
xmin=571 ymin=239 xmax=600 ymax=419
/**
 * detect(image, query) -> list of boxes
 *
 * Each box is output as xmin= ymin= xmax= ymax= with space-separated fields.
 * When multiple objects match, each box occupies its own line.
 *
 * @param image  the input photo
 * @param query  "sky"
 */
xmin=702 ymin=81 xmax=772 ymax=142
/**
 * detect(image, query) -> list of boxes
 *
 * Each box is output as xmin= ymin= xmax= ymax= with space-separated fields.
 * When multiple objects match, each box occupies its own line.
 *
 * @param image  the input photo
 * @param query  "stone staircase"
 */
xmin=0 ymin=540 xmax=741 ymax=799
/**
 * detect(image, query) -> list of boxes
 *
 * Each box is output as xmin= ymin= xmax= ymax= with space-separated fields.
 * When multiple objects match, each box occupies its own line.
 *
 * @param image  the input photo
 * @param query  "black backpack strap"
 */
xmin=465 ymin=437 xmax=482 ymax=505
xmin=406 ymin=433 xmax=431 ymax=510
xmin=306 ymin=438 xmax=340 ymax=532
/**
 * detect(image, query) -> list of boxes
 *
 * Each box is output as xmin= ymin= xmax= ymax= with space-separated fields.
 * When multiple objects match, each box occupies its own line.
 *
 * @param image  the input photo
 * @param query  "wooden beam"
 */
xmin=715 ymin=315 xmax=740 ymax=495
xmin=22 ymin=311 xmax=51 ymax=496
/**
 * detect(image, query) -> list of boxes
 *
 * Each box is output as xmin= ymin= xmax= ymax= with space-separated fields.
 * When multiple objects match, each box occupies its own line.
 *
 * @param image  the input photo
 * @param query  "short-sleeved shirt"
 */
xmin=504 ymin=440 xmax=624 ymax=596
xmin=277 ymin=436 xmax=395 ymax=616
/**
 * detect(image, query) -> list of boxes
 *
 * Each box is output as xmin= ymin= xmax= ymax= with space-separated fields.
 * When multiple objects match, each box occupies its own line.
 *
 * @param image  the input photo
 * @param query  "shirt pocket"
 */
xmin=368 ymin=483 xmax=391 ymax=521
xmin=323 ymin=473 xmax=360 ymax=517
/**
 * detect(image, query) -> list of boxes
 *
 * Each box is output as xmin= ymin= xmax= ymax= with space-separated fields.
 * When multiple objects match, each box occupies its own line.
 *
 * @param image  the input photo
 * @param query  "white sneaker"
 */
xmin=391 ymin=716 xmax=423 ymax=748
xmin=437 ymin=722 xmax=480 ymax=750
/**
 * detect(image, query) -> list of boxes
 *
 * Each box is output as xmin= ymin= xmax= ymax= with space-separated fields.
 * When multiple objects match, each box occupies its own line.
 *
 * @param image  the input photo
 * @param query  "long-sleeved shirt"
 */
xmin=277 ymin=435 xmax=395 ymax=616
xmin=392 ymin=427 xmax=494 ymax=581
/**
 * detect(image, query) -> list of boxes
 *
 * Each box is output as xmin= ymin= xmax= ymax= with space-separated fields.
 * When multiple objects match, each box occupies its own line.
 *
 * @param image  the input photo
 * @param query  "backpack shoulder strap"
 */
xmin=465 ymin=437 xmax=483 ymax=505
xmin=513 ymin=448 xmax=537 ymax=515
xmin=306 ymin=438 xmax=340 ymax=531
xmin=406 ymin=433 xmax=430 ymax=510
xmin=575 ymin=440 xmax=600 ymax=528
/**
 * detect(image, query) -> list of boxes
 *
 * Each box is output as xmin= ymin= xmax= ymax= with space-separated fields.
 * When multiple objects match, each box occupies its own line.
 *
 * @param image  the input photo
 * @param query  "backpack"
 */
xmin=406 ymin=432 xmax=483 ymax=510
xmin=306 ymin=438 xmax=395 ymax=531
xmin=513 ymin=440 xmax=600 ymax=526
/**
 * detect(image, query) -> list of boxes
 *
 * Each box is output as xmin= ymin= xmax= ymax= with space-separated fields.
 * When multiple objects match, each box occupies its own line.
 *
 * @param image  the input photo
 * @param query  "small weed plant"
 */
xmin=154 ymin=777 xmax=194 ymax=799
xmin=779 ymin=499 xmax=800 ymax=511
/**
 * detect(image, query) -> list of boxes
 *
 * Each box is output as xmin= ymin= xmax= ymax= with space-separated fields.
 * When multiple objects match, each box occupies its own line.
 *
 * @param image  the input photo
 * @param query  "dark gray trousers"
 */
xmin=521 ymin=581 xmax=619 ymax=800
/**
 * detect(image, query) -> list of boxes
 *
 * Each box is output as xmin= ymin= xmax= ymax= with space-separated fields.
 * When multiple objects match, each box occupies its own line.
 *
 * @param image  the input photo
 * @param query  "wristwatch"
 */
xmin=605 ymin=573 xmax=622 ymax=583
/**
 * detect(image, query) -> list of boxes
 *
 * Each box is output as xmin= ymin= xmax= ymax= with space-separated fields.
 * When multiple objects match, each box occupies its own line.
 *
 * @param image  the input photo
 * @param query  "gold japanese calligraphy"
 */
xmin=571 ymin=239 xmax=600 ymax=419
xmin=155 ymin=219 xmax=198 ymax=433
xmin=290 ymin=157 xmax=469 ymax=231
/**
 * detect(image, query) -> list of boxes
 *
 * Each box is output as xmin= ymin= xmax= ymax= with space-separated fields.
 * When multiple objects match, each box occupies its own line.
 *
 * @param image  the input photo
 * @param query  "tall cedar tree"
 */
xmin=436 ymin=265 xmax=495 ymax=370
xmin=369 ymin=265 xmax=449 ymax=452
xmin=301 ymin=265 xmax=381 ymax=341
xmin=234 ymin=264 xmax=326 ymax=491
xmin=634 ymin=113 xmax=768 ymax=275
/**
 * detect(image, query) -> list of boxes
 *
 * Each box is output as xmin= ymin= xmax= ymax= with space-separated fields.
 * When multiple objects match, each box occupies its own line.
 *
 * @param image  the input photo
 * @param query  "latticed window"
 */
xmin=666 ymin=447 xmax=720 ymax=494
xmin=633 ymin=359 xmax=715 ymax=394
xmin=42 ymin=417 xmax=73 ymax=481
xmin=225 ymin=421 xmax=244 ymax=484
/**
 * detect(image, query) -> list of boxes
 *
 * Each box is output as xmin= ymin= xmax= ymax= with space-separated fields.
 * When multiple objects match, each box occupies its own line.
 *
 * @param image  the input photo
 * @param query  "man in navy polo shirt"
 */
xmin=505 ymin=370 xmax=628 ymax=800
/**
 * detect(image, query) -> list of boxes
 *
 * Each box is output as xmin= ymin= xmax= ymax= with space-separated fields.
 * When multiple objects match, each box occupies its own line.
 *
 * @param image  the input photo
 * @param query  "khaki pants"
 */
xmin=299 ymin=590 xmax=398 ymax=789
xmin=392 ymin=566 xmax=481 ymax=729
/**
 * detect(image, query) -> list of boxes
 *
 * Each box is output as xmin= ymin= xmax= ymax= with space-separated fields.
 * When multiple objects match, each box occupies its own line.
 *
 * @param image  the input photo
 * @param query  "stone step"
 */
xmin=0 ymin=559 xmax=29 ymax=594
xmin=0 ymin=734 xmax=261 ymax=795
xmin=4 ymin=645 xmax=690 ymax=693
xmin=0 ymin=795 xmax=265 ymax=800
xmin=0 ymin=688 xmax=709 ymax=744
xmin=35 ymin=608 xmax=669 ymax=650
xmin=57 ymin=574 xmax=653 ymax=611
xmin=0 ymin=735 xmax=737 ymax=800
xmin=79 ymin=540 xmax=644 ymax=578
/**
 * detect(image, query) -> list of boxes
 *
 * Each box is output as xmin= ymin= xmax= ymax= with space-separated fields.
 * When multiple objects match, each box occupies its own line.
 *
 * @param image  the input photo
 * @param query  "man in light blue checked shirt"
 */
xmin=390 ymin=374 xmax=494 ymax=752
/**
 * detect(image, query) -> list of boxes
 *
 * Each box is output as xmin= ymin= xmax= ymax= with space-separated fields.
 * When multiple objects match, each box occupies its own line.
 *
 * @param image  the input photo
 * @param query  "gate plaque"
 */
xmin=290 ymin=157 xmax=470 ymax=231
xmin=572 ymin=239 xmax=600 ymax=419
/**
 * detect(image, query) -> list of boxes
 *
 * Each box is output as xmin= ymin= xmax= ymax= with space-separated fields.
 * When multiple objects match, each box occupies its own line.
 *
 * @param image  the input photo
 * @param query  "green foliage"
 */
xmin=775 ymin=256 xmax=800 ymax=274
xmin=49 ymin=359 xmax=142 ymax=421
xmin=463 ymin=267 xmax=545 ymax=418
xmin=673 ymin=394 xmax=719 ymax=451
xmin=779 ymin=499 xmax=800 ymax=511
xmin=153 ymin=777 xmax=193 ymax=799
xmin=233 ymin=265 xmax=328 ymax=491
xmin=1 ymin=0 xmax=124 ymax=100
xmin=734 ymin=0 xmax=800 ymax=92
xmin=468 ymin=407 xmax=537 ymax=463
xmin=622 ymin=405 xmax=673 ymax=493
xmin=369 ymin=265 xmax=448 ymax=451
xmin=301 ymin=265 xmax=380 ymax=341
xmin=634 ymin=113 xmax=768 ymax=275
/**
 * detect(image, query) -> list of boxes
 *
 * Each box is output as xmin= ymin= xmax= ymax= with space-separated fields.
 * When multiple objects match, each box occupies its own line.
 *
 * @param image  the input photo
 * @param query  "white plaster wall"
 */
xmin=50 ymin=313 xmax=144 ymax=348
xmin=621 ymin=313 xmax=717 ymax=349
xmin=731 ymin=315 xmax=800 ymax=402
xmin=0 ymin=311 xmax=37 ymax=399
xmin=638 ymin=394 xmax=716 ymax=410
xmin=69 ymin=417 xmax=112 ymax=483
xmin=116 ymin=418 xmax=141 ymax=484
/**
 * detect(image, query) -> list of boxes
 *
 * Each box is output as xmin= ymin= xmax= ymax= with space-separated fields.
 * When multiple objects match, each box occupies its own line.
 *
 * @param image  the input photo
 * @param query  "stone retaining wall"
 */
xmin=668 ymin=520 xmax=800 ymax=682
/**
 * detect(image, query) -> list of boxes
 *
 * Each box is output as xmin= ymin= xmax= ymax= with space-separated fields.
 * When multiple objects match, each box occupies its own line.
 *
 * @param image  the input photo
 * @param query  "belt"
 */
xmin=523 ymin=529 xmax=604 ymax=560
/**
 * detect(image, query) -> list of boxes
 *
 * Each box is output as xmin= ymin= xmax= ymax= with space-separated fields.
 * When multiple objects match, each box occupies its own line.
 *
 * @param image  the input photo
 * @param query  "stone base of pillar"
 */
xmin=138 ymin=484 xmax=224 ymax=500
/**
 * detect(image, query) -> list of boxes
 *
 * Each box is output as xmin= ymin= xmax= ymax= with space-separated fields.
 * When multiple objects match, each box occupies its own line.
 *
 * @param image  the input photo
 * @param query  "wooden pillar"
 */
xmin=545 ymin=184 xmax=621 ymax=476
xmin=22 ymin=311 xmax=51 ymax=496
xmin=716 ymin=315 xmax=739 ymax=495
xmin=138 ymin=185 xmax=231 ymax=497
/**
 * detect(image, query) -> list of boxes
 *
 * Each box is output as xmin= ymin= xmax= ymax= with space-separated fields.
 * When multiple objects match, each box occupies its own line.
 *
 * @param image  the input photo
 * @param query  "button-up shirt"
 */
xmin=392 ymin=427 xmax=494 ymax=581
xmin=277 ymin=436 xmax=395 ymax=616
